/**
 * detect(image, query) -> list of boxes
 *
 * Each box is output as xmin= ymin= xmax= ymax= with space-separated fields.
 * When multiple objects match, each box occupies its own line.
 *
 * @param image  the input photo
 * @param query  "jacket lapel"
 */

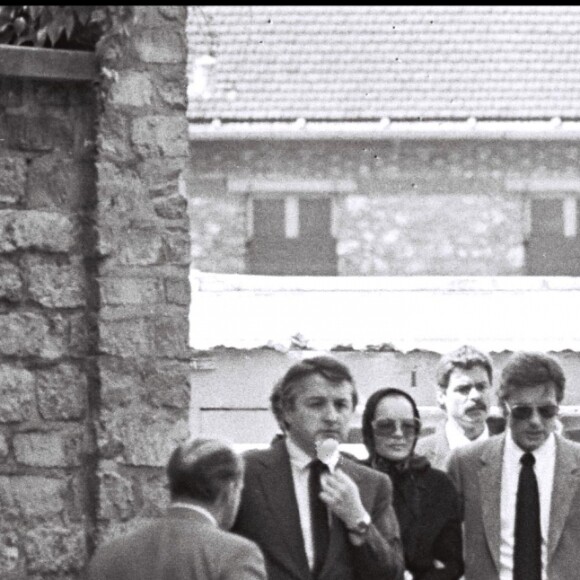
xmin=478 ymin=435 xmax=504 ymax=574
xmin=258 ymin=439 xmax=312 ymax=580
xmin=548 ymin=435 xmax=580 ymax=562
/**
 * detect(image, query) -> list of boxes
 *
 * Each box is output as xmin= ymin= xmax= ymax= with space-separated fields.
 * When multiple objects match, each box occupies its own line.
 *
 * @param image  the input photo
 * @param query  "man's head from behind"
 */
xmin=436 ymin=345 xmax=493 ymax=440
xmin=166 ymin=437 xmax=244 ymax=529
xmin=270 ymin=355 xmax=358 ymax=456
xmin=499 ymin=351 xmax=565 ymax=451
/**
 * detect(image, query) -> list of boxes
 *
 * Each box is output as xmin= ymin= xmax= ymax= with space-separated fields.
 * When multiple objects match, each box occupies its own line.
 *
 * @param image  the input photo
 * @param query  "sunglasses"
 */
xmin=372 ymin=418 xmax=420 ymax=438
xmin=506 ymin=404 xmax=559 ymax=421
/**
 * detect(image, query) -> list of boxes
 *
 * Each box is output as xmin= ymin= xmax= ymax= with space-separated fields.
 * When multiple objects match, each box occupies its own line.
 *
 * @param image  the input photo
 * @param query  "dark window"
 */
xmin=247 ymin=197 xmax=337 ymax=275
xmin=526 ymin=197 xmax=580 ymax=275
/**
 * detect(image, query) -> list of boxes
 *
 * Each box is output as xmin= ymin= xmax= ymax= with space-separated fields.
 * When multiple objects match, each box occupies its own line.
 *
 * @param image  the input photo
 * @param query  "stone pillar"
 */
xmin=94 ymin=5 xmax=192 ymax=546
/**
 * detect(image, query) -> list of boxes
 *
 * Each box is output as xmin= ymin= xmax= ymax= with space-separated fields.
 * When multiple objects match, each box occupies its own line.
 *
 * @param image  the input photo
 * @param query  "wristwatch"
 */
xmin=347 ymin=512 xmax=371 ymax=535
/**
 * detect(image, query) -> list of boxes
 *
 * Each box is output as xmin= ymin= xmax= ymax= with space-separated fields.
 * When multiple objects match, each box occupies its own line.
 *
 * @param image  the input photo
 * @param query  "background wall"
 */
xmin=186 ymin=139 xmax=580 ymax=275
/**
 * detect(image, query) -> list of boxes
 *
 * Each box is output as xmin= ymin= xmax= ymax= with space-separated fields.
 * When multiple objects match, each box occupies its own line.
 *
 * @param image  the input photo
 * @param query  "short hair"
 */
xmin=271 ymin=356 xmax=358 ymax=430
xmin=166 ymin=438 xmax=243 ymax=503
xmin=436 ymin=345 xmax=493 ymax=390
xmin=498 ymin=351 xmax=565 ymax=404
xmin=361 ymin=388 xmax=421 ymax=459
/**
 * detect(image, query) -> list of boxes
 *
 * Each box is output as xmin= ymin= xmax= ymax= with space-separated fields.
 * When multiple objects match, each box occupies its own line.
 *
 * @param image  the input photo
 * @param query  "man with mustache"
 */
xmin=232 ymin=355 xmax=404 ymax=580
xmin=447 ymin=351 xmax=580 ymax=580
xmin=416 ymin=345 xmax=500 ymax=471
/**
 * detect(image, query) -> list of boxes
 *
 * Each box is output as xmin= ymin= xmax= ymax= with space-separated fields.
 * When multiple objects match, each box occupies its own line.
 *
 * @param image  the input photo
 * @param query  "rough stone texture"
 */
xmin=24 ymin=524 xmax=86 ymax=573
xmin=0 ymin=210 xmax=76 ymax=253
xmin=36 ymin=364 xmax=87 ymax=421
xmin=0 ymin=156 xmax=26 ymax=204
xmin=26 ymin=255 xmax=87 ymax=308
xmin=0 ymin=312 xmax=67 ymax=359
xmin=139 ymin=471 xmax=168 ymax=517
xmin=0 ymin=366 xmax=35 ymax=423
xmin=13 ymin=431 xmax=82 ymax=467
xmin=187 ymin=139 xmax=580 ymax=275
xmin=0 ymin=475 xmax=67 ymax=523
xmin=97 ymin=470 xmax=134 ymax=520
xmin=0 ymin=7 xmax=191 ymax=579
xmin=0 ymin=260 xmax=22 ymax=301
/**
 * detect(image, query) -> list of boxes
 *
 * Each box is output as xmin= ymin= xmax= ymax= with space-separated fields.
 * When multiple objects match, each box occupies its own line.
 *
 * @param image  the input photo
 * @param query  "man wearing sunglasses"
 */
xmin=447 ymin=351 xmax=580 ymax=580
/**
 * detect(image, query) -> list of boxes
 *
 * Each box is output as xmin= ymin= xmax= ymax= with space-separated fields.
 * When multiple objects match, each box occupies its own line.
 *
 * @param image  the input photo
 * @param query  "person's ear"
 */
xmin=436 ymin=387 xmax=447 ymax=410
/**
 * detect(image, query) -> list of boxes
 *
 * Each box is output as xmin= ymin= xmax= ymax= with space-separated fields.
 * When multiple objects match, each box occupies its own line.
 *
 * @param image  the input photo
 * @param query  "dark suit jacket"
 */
xmin=447 ymin=433 xmax=580 ymax=580
xmin=88 ymin=506 xmax=267 ymax=580
xmin=232 ymin=437 xmax=404 ymax=580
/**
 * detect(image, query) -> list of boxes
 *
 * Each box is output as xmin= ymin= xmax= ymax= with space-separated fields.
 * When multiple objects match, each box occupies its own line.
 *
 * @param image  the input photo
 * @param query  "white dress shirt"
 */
xmin=445 ymin=417 xmax=490 ymax=450
xmin=499 ymin=431 xmax=555 ymax=580
xmin=285 ymin=437 xmax=338 ymax=570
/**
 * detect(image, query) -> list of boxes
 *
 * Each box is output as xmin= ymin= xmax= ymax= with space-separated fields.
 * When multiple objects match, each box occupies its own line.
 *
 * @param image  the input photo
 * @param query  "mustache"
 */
xmin=466 ymin=401 xmax=487 ymax=411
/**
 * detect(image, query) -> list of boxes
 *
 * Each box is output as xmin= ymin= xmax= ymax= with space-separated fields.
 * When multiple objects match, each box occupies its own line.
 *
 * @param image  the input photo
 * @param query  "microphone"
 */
xmin=316 ymin=437 xmax=340 ymax=468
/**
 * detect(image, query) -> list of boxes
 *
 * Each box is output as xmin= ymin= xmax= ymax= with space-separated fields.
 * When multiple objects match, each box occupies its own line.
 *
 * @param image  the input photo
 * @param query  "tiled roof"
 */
xmin=186 ymin=5 xmax=580 ymax=122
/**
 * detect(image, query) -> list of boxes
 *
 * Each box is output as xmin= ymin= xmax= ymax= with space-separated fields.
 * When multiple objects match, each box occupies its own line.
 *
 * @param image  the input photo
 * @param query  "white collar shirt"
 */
xmin=499 ymin=430 xmax=556 ymax=580
xmin=445 ymin=417 xmax=490 ymax=450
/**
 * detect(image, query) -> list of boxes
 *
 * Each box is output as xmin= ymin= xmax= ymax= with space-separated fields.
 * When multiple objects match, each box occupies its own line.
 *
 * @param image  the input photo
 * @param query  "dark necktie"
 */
xmin=513 ymin=452 xmax=542 ymax=580
xmin=309 ymin=459 xmax=330 ymax=577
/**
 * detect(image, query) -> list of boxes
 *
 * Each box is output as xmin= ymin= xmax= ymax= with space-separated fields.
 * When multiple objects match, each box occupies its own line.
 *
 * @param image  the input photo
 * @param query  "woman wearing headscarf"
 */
xmin=361 ymin=388 xmax=464 ymax=580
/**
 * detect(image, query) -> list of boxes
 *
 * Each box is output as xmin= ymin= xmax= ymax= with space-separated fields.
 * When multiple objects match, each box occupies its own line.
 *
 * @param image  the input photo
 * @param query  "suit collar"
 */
xmin=548 ymin=434 xmax=580 ymax=560
xmin=478 ymin=434 xmax=505 ymax=573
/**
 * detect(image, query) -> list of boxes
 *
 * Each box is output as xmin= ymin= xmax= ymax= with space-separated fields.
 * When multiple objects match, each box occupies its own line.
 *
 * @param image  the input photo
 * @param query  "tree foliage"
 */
xmin=0 ymin=5 xmax=133 ymax=51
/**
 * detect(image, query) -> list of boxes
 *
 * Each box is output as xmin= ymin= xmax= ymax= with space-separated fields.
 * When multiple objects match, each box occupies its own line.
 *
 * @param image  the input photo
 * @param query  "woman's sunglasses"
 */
xmin=372 ymin=418 xmax=421 ymax=438
xmin=506 ymin=403 xmax=559 ymax=421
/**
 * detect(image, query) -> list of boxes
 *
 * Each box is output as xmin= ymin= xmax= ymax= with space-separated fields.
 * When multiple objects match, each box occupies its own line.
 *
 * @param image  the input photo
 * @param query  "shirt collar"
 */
xmin=170 ymin=502 xmax=218 ymax=526
xmin=285 ymin=436 xmax=340 ymax=473
xmin=446 ymin=417 xmax=490 ymax=449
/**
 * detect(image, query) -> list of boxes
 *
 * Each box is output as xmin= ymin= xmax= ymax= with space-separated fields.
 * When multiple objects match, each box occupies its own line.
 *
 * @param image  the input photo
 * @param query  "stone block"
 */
xmin=98 ymin=357 xmax=144 ymax=410
xmin=0 ymin=530 xmax=21 ymax=577
xmin=134 ymin=29 xmax=186 ymax=64
xmin=139 ymin=471 xmax=168 ymax=517
xmin=97 ymin=110 xmax=135 ymax=163
xmin=0 ymin=156 xmax=26 ymax=204
xmin=0 ymin=312 xmax=67 ymax=360
xmin=24 ymin=524 xmax=86 ymax=573
xmin=100 ymin=410 xmax=188 ymax=466
xmin=0 ymin=366 xmax=35 ymax=423
xmin=98 ymin=470 xmax=134 ymax=520
xmin=27 ymin=156 xmax=96 ymax=210
xmin=153 ymin=193 xmax=188 ymax=219
xmin=165 ymin=278 xmax=190 ymax=305
xmin=145 ymin=359 xmax=191 ymax=409
xmin=0 ymin=475 xmax=67 ymax=523
xmin=5 ymin=114 xmax=73 ymax=152
xmin=116 ymin=229 xmax=164 ymax=265
xmin=154 ymin=314 xmax=191 ymax=359
xmin=26 ymin=255 xmax=86 ymax=308
xmin=67 ymin=311 xmax=90 ymax=358
xmin=99 ymin=277 xmax=162 ymax=306
xmin=0 ymin=261 xmax=22 ymax=302
xmin=164 ymin=230 xmax=191 ymax=265
xmin=99 ymin=318 xmax=152 ymax=357
xmin=36 ymin=364 xmax=87 ymax=421
xmin=0 ymin=210 xmax=76 ymax=253
xmin=110 ymin=71 xmax=153 ymax=107
xmin=13 ymin=431 xmax=82 ymax=467
xmin=131 ymin=116 xmax=189 ymax=159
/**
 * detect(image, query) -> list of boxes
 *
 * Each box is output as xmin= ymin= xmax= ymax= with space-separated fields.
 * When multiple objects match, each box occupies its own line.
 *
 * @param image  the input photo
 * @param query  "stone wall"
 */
xmin=0 ymin=73 xmax=98 ymax=579
xmin=186 ymin=139 xmax=580 ymax=275
xmin=0 ymin=6 xmax=191 ymax=578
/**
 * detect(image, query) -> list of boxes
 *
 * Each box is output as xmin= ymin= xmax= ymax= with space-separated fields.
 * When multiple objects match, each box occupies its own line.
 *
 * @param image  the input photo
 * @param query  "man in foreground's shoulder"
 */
xmin=88 ymin=437 xmax=266 ymax=580
xmin=233 ymin=355 xmax=404 ymax=580
xmin=416 ymin=344 xmax=501 ymax=471
xmin=446 ymin=350 xmax=580 ymax=580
